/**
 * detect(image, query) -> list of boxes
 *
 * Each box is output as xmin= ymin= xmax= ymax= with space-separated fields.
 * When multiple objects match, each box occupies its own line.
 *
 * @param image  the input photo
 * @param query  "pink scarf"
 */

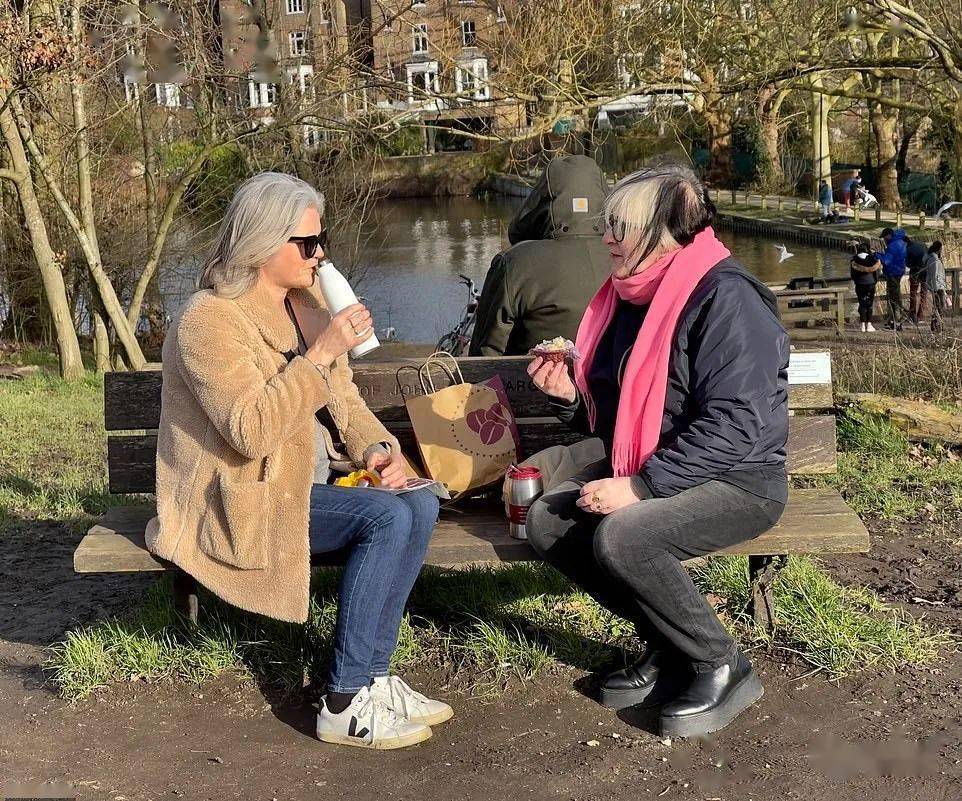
xmin=574 ymin=227 xmax=731 ymax=477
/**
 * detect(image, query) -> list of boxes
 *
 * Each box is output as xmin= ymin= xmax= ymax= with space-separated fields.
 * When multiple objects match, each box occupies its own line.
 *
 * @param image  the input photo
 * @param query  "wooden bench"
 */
xmin=75 ymin=353 xmax=869 ymax=631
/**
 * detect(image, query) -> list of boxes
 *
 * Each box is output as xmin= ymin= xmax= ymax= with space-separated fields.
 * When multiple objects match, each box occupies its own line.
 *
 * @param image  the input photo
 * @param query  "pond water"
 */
xmin=160 ymin=196 xmax=852 ymax=345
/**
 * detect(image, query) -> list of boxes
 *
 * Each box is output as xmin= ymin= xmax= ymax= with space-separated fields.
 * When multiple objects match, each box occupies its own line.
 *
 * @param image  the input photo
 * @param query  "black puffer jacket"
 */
xmin=559 ymin=259 xmax=790 ymax=502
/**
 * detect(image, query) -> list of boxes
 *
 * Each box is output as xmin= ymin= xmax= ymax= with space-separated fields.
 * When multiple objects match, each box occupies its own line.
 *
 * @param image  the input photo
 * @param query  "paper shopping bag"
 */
xmin=401 ymin=353 xmax=519 ymax=497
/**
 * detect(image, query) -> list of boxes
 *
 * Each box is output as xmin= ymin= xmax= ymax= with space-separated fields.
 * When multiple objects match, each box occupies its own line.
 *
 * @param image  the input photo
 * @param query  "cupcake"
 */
xmin=530 ymin=337 xmax=580 ymax=363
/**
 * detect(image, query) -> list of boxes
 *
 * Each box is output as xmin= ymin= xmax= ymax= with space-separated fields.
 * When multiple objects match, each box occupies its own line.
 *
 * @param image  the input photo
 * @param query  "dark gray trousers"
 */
xmin=526 ymin=458 xmax=785 ymax=670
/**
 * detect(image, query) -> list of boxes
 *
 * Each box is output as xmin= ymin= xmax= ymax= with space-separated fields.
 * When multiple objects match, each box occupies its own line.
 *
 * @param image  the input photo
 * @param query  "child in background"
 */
xmin=926 ymin=241 xmax=947 ymax=333
xmin=850 ymin=241 xmax=881 ymax=332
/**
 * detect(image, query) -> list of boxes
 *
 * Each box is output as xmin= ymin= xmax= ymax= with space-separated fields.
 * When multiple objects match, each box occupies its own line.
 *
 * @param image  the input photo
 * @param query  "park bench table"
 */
xmin=75 ymin=353 xmax=869 ymax=632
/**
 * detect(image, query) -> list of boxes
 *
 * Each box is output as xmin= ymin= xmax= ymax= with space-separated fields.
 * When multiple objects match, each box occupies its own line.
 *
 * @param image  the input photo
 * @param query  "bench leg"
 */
xmin=747 ymin=555 xmax=786 ymax=633
xmin=173 ymin=569 xmax=199 ymax=625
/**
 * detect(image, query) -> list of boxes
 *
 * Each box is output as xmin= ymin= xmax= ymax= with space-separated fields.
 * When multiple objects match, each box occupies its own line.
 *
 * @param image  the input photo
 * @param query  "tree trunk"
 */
xmin=704 ymin=99 xmax=733 ymax=186
xmin=757 ymin=85 xmax=786 ymax=191
xmin=810 ymin=82 xmax=832 ymax=195
xmin=896 ymin=122 xmax=918 ymax=181
xmin=0 ymin=102 xmax=84 ymax=380
xmin=871 ymin=95 xmax=901 ymax=210
xmin=91 ymin=309 xmax=111 ymax=374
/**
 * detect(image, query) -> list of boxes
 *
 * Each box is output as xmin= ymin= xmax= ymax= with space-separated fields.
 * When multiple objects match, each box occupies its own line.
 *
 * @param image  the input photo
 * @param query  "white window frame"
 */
xmin=122 ymin=73 xmax=139 ymax=103
xmin=461 ymin=20 xmax=476 ymax=47
xmin=154 ymin=82 xmax=181 ymax=107
xmin=248 ymin=78 xmax=278 ymax=108
xmin=286 ymin=0 xmax=304 ymax=14
xmin=406 ymin=61 xmax=440 ymax=105
xmin=287 ymin=64 xmax=315 ymax=97
xmin=289 ymin=30 xmax=308 ymax=57
xmin=455 ymin=57 xmax=488 ymax=100
xmin=412 ymin=23 xmax=429 ymax=54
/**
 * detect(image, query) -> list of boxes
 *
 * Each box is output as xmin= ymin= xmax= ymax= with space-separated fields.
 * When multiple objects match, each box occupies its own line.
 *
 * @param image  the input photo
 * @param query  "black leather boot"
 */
xmin=599 ymin=649 xmax=687 ymax=710
xmin=659 ymin=650 xmax=764 ymax=737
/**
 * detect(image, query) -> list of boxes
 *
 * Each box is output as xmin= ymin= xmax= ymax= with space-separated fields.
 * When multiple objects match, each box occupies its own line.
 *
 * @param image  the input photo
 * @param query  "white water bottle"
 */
xmin=316 ymin=259 xmax=380 ymax=358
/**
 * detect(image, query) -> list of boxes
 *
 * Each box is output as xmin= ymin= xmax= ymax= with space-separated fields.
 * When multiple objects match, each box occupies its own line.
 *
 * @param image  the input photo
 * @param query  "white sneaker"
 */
xmin=370 ymin=675 xmax=455 ymax=726
xmin=860 ymin=323 xmax=867 ymax=332
xmin=866 ymin=322 xmax=876 ymax=332
xmin=316 ymin=686 xmax=432 ymax=750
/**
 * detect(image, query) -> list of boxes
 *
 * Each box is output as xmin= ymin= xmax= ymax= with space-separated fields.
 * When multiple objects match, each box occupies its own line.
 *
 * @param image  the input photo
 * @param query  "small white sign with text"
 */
xmin=788 ymin=351 xmax=832 ymax=385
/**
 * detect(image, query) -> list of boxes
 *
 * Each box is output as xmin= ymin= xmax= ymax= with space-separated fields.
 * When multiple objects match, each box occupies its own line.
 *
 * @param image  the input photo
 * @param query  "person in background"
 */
xmin=876 ymin=227 xmax=907 ymax=330
xmin=469 ymin=155 xmax=610 ymax=356
xmin=818 ymin=179 xmax=833 ymax=219
xmin=849 ymin=241 xmax=880 ymax=333
xmin=840 ymin=170 xmax=860 ymax=209
xmin=926 ymin=240 xmax=947 ymax=333
xmin=906 ymin=235 xmax=929 ymax=323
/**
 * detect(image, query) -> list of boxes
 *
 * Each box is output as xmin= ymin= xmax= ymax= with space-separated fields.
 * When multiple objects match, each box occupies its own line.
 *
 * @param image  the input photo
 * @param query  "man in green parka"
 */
xmin=469 ymin=155 xmax=610 ymax=356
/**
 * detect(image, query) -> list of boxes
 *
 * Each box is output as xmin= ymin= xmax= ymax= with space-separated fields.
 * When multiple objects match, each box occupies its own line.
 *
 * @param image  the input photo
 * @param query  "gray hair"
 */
xmin=198 ymin=171 xmax=326 ymax=298
xmin=605 ymin=161 xmax=715 ymax=272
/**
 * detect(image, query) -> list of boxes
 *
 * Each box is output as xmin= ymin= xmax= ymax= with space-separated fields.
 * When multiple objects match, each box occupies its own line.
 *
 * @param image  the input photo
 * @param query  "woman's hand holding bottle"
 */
xmin=307 ymin=303 xmax=373 ymax=368
xmin=527 ymin=356 xmax=577 ymax=404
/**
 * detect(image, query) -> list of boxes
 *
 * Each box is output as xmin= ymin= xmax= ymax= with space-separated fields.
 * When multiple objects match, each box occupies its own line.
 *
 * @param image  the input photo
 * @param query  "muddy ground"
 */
xmin=2 ymin=510 xmax=960 ymax=801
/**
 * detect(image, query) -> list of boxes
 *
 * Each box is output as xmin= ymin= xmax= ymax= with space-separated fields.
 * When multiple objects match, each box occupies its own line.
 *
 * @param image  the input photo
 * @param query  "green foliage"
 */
xmin=158 ymin=140 xmax=250 ymax=219
xmin=379 ymin=124 xmax=424 ymax=157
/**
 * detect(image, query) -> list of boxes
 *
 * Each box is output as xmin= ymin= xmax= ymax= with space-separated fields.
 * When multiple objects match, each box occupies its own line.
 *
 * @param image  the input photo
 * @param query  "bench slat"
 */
xmin=105 ymin=415 xmax=837 ymax=494
xmin=73 ymin=488 xmax=869 ymax=574
xmin=104 ymin=355 xmax=834 ymax=430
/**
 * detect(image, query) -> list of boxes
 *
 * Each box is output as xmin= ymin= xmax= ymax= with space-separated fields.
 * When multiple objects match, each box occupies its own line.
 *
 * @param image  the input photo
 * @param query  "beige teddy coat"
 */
xmin=145 ymin=280 xmax=398 ymax=623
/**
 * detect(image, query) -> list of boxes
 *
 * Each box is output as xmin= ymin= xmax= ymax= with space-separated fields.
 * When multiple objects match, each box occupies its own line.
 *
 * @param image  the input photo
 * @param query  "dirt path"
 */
xmin=2 ymin=517 xmax=961 ymax=801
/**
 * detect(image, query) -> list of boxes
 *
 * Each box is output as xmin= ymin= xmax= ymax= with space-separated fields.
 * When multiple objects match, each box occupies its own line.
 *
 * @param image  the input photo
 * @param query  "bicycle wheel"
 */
xmin=436 ymin=331 xmax=459 ymax=354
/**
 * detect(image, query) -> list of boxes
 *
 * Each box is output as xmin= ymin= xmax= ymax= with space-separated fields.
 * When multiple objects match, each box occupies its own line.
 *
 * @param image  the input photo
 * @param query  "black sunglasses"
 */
xmin=607 ymin=213 xmax=627 ymax=243
xmin=288 ymin=229 xmax=328 ymax=259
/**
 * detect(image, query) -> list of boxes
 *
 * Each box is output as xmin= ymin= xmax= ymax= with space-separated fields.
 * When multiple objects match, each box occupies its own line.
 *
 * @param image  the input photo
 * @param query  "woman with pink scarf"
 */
xmin=526 ymin=162 xmax=790 ymax=738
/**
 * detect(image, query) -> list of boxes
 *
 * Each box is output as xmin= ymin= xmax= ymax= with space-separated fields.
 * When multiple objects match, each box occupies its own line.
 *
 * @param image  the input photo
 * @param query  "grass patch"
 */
xmin=0 ymin=372 xmax=133 ymax=531
xmin=799 ymin=406 xmax=962 ymax=535
xmin=48 ymin=556 xmax=950 ymax=701
xmin=831 ymin=340 xmax=962 ymax=406
xmin=691 ymin=556 xmax=950 ymax=675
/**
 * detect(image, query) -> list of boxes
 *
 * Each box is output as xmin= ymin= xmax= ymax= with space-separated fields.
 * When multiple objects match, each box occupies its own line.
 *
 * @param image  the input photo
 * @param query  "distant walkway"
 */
xmin=712 ymin=189 xmax=962 ymax=235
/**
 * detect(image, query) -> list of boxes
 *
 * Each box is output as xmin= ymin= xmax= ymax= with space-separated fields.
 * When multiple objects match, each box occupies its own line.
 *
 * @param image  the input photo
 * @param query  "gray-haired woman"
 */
xmin=148 ymin=172 xmax=450 ymax=750
xmin=525 ymin=162 xmax=790 ymax=738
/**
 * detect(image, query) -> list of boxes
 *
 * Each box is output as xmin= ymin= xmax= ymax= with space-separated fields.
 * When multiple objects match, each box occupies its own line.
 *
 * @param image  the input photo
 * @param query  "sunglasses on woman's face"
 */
xmin=288 ymin=229 xmax=328 ymax=259
xmin=607 ymin=214 xmax=627 ymax=243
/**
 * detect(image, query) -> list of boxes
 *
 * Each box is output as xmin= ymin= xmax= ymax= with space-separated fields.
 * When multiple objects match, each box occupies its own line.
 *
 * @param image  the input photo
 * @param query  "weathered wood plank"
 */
xmin=105 ymin=415 xmax=837 ymax=494
xmin=73 ymin=488 xmax=869 ymax=574
xmin=105 ymin=354 xmax=835 ymax=430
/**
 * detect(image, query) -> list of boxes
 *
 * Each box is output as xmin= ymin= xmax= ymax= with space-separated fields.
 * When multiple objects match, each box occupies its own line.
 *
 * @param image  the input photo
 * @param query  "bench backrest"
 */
xmin=103 ymin=353 xmax=837 ymax=494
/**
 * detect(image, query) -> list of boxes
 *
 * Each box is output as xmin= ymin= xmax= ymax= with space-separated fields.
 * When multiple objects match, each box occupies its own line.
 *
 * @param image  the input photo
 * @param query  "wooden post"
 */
xmin=835 ymin=287 xmax=847 ymax=332
xmin=795 ymin=198 xmax=801 ymax=212
xmin=875 ymin=206 xmax=882 ymax=222
xmin=919 ymin=212 xmax=926 ymax=229
xmin=896 ymin=210 xmax=903 ymax=227
xmin=748 ymin=555 xmax=786 ymax=632
xmin=953 ymin=268 xmax=961 ymax=316
xmin=778 ymin=198 xmax=784 ymax=212
xmin=173 ymin=569 xmax=199 ymax=625
xmin=945 ymin=218 xmax=951 ymax=234
xmin=731 ymin=188 xmax=737 ymax=205
xmin=761 ymin=195 xmax=768 ymax=209
xmin=853 ymin=205 xmax=861 ymax=222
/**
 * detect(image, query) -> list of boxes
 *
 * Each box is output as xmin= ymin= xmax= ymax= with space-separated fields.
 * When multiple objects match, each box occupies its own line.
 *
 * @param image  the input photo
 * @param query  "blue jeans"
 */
xmin=308 ymin=484 xmax=439 ymax=693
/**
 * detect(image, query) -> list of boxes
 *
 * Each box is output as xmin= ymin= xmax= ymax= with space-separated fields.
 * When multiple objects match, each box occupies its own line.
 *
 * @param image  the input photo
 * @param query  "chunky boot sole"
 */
xmin=599 ymin=682 xmax=658 ymax=710
xmin=317 ymin=724 xmax=433 ymax=750
xmin=659 ymin=672 xmax=764 ymax=738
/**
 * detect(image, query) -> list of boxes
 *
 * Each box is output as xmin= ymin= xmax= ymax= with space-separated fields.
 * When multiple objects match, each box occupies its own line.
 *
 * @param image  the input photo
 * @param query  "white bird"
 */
xmin=774 ymin=244 xmax=795 ymax=263
xmin=935 ymin=201 xmax=962 ymax=219
xmin=380 ymin=326 xmax=397 ymax=341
